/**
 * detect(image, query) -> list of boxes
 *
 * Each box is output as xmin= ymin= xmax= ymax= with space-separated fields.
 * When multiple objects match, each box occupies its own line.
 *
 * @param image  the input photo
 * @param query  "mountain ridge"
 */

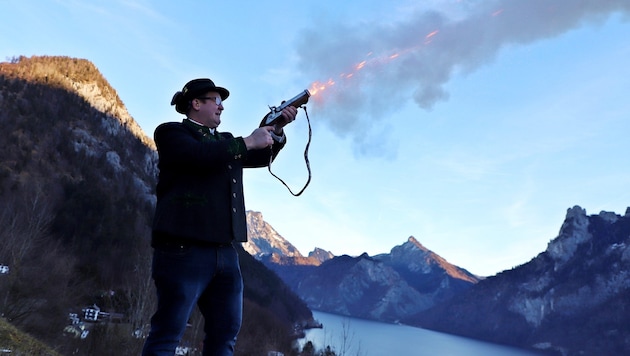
xmin=245 ymin=211 xmax=480 ymax=322
xmin=244 ymin=206 xmax=630 ymax=355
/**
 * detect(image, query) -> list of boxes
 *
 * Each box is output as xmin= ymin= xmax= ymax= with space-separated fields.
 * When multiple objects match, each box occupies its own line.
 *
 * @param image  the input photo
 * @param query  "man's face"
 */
xmin=192 ymin=91 xmax=224 ymax=128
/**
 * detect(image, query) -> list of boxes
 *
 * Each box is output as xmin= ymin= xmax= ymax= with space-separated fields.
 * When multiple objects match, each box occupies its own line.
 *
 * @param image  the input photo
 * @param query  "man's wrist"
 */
xmin=270 ymin=130 xmax=286 ymax=143
xmin=242 ymin=135 xmax=255 ymax=150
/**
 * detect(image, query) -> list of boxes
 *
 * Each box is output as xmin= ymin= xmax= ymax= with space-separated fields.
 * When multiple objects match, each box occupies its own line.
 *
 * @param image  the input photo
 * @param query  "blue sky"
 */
xmin=2 ymin=0 xmax=629 ymax=276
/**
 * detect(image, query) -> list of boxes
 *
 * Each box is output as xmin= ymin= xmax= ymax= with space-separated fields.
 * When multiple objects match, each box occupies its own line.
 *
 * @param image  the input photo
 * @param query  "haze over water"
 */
xmin=302 ymin=311 xmax=543 ymax=356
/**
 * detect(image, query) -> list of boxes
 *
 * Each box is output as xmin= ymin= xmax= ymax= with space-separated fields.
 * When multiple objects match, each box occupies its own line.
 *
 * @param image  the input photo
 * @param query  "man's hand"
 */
xmin=273 ymin=106 xmax=298 ymax=135
xmin=243 ymin=126 xmax=275 ymax=150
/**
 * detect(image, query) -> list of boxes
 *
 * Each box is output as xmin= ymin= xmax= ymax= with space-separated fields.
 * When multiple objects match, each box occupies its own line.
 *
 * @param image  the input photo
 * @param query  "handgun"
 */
xmin=261 ymin=89 xmax=311 ymax=126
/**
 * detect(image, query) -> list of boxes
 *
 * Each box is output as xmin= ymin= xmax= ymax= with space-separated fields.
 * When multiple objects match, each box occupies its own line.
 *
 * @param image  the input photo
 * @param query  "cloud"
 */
xmin=295 ymin=0 xmax=630 ymax=153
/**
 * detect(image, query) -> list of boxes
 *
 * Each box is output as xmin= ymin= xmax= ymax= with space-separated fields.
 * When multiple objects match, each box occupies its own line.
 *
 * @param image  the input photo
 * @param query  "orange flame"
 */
xmin=309 ymin=78 xmax=336 ymax=96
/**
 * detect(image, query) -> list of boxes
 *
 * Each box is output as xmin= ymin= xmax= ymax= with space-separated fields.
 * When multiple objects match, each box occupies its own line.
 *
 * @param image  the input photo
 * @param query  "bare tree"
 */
xmin=122 ymin=235 xmax=157 ymax=355
xmin=0 ymin=182 xmax=78 ymax=344
xmin=302 ymin=317 xmax=365 ymax=356
xmin=0 ymin=184 xmax=54 ymax=322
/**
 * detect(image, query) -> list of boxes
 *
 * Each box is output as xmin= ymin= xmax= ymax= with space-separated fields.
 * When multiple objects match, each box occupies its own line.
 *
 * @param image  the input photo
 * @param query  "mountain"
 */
xmin=0 ymin=55 xmax=313 ymax=356
xmin=294 ymin=252 xmax=438 ymax=322
xmin=0 ymin=57 xmax=159 ymax=354
xmin=374 ymin=236 xmax=479 ymax=296
xmin=291 ymin=240 xmax=479 ymax=322
xmin=413 ymin=206 xmax=630 ymax=355
xmin=244 ymin=211 xmax=334 ymax=263
xmin=308 ymin=247 xmax=335 ymax=263
xmin=244 ymin=210 xmax=304 ymax=258
xmin=244 ymin=210 xmax=333 ymax=270
xmin=245 ymin=212 xmax=479 ymax=322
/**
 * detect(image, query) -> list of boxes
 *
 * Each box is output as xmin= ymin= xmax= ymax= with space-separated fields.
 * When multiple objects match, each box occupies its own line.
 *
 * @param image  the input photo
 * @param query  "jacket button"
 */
xmin=232 ymin=207 xmax=237 ymax=213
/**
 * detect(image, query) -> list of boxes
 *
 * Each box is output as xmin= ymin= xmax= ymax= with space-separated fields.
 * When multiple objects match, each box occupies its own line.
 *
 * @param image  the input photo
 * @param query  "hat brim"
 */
xmin=213 ymin=87 xmax=229 ymax=100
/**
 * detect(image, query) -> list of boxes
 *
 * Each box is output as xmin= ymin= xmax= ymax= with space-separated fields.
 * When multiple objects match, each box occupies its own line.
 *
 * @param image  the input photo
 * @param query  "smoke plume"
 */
xmin=295 ymin=0 xmax=629 ymax=155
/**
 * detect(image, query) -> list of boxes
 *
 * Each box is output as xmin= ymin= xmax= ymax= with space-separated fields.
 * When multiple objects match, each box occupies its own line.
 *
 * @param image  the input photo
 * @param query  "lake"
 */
xmin=300 ymin=311 xmax=543 ymax=356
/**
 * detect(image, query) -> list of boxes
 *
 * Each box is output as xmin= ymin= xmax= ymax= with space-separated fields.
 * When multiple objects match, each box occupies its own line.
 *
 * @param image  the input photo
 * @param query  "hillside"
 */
xmin=0 ymin=55 xmax=312 ymax=356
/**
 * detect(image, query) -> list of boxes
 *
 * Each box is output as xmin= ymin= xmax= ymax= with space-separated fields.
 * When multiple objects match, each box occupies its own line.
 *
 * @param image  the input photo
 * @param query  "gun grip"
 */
xmin=261 ymin=110 xmax=283 ymax=126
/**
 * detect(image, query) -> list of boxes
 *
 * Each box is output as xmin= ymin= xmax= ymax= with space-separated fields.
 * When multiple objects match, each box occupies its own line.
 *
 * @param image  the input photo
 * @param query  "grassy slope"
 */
xmin=0 ymin=318 xmax=62 ymax=356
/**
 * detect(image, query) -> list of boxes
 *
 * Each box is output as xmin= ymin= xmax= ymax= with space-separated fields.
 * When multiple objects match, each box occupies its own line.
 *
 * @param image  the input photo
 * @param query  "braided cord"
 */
xmin=268 ymin=106 xmax=312 ymax=196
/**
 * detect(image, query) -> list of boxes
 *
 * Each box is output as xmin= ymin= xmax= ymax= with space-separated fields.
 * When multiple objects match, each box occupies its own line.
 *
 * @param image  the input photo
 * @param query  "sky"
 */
xmin=1 ymin=0 xmax=629 ymax=276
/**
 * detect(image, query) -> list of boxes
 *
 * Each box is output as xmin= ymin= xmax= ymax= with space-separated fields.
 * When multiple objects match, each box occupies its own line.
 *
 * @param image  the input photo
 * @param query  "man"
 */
xmin=142 ymin=78 xmax=297 ymax=356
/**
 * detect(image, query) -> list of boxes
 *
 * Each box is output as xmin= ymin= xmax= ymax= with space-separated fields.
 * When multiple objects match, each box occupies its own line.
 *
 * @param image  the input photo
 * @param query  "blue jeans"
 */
xmin=142 ymin=243 xmax=243 ymax=356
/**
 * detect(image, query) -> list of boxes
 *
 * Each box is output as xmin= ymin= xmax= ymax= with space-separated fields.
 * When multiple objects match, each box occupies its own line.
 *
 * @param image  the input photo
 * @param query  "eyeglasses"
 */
xmin=197 ymin=96 xmax=222 ymax=106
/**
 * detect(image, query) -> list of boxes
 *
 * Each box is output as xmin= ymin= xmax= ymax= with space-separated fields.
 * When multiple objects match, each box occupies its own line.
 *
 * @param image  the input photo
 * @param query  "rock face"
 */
xmin=308 ymin=248 xmax=334 ymax=263
xmin=414 ymin=206 xmax=630 ymax=356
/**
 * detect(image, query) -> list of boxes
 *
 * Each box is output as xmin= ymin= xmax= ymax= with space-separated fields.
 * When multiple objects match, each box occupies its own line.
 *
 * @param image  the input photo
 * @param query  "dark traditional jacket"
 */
xmin=151 ymin=119 xmax=285 ymax=245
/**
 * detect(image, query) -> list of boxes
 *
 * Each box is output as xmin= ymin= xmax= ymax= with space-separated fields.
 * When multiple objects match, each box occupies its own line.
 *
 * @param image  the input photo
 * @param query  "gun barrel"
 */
xmin=279 ymin=89 xmax=311 ymax=110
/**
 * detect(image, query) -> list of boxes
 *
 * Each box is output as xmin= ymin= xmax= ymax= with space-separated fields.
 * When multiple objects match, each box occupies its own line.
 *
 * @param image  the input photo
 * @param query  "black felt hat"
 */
xmin=171 ymin=78 xmax=230 ymax=114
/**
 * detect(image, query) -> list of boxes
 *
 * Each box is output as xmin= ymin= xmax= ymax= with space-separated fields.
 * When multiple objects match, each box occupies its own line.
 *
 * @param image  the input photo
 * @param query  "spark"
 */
xmin=425 ymin=30 xmax=439 ymax=39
